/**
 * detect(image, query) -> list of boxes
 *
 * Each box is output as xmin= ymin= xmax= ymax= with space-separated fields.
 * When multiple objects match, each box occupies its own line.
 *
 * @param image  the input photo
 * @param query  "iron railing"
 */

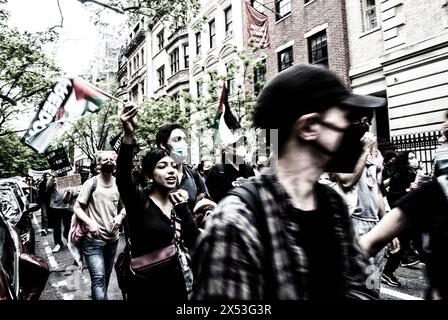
xmin=382 ymin=130 xmax=443 ymax=174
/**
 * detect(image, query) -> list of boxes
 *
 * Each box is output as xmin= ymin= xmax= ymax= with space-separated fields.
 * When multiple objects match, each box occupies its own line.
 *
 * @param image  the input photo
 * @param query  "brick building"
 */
xmin=243 ymin=0 xmax=351 ymax=93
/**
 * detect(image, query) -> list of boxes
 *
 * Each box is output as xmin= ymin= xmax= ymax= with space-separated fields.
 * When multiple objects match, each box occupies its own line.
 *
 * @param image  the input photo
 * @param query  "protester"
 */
xmin=116 ymin=104 xmax=200 ymax=300
xmin=361 ymin=115 xmax=448 ymax=299
xmin=381 ymin=151 xmax=421 ymax=286
xmin=197 ymin=159 xmax=213 ymax=180
xmin=73 ymin=151 xmax=125 ymax=300
xmin=334 ymin=115 xmax=387 ymax=297
xmin=205 ymin=136 xmax=255 ymax=202
xmin=432 ymin=111 xmax=448 ymax=178
xmin=46 ymin=173 xmax=73 ymax=252
xmin=155 ymin=123 xmax=209 ymax=210
xmin=37 ymin=173 xmax=51 ymax=236
xmin=360 ymin=173 xmax=448 ymax=299
xmin=192 ymin=64 xmax=385 ymax=299
xmin=252 ymin=151 xmax=270 ymax=176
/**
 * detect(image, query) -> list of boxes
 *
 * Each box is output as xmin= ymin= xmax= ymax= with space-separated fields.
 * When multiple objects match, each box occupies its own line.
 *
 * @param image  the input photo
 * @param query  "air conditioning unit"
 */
xmin=225 ymin=29 xmax=233 ymax=38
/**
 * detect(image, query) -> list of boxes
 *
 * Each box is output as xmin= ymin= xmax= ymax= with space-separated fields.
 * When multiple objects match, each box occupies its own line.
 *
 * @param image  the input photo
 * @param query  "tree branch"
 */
xmin=48 ymin=0 xmax=64 ymax=31
xmin=12 ymin=86 xmax=48 ymax=101
xmin=0 ymin=94 xmax=17 ymax=106
xmin=77 ymin=0 xmax=125 ymax=14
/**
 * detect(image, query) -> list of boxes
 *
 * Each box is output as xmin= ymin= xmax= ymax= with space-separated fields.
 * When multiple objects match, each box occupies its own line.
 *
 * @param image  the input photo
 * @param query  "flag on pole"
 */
xmin=213 ymin=82 xmax=240 ymax=146
xmin=21 ymin=78 xmax=114 ymax=153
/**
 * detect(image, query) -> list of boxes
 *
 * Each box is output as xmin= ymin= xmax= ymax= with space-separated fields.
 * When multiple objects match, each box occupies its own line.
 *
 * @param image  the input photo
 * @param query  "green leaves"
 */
xmin=0 ymin=132 xmax=49 ymax=177
xmin=135 ymin=95 xmax=191 ymax=148
xmin=0 ymin=1 xmax=60 ymax=137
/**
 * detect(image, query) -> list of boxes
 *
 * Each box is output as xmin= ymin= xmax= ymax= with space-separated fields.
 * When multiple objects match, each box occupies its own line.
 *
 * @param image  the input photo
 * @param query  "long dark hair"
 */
xmin=392 ymin=151 xmax=410 ymax=175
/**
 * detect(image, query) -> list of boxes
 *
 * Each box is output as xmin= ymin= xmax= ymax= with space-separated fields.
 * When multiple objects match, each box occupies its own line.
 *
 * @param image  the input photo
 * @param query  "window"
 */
xmin=275 ymin=0 xmax=291 ymax=21
xmin=141 ymin=48 xmax=145 ymax=65
xmin=308 ymin=30 xmax=328 ymax=67
xmin=226 ymin=64 xmax=235 ymax=95
xmin=131 ymin=85 xmax=138 ymax=102
xmin=250 ymin=0 xmax=264 ymax=13
xmin=195 ymin=32 xmax=201 ymax=55
xmin=136 ymin=53 xmax=140 ymax=69
xmin=225 ymin=6 xmax=233 ymax=36
xmin=128 ymin=61 xmax=132 ymax=75
xmin=157 ymin=66 xmax=165 ymax=87
xmin=278 ymin=46 xmax=293 ymax=71
xmin=140 ymin=80 xmax=145 ymax=99
xmin=183 ymin=45 xmax=189 ymax=68
xmin=196 ymin=81 xmax=202 ymax=97
xmin=364 ymin=0 xmax=378 ymax=30
xmin=209 ymin=19 xmax=216 ymax=48
xmin=254 ymin=59 xmax=266 ymax=95
xmin=170 ymin=49 xmax=180 ymax=75
xmin=157 ymin=30 xmax=164 ymax=51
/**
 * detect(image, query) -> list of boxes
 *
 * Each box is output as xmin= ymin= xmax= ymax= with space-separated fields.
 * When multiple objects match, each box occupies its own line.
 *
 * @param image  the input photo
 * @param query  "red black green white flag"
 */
xmin=213 ymin=82 xmax=241 ymax=146
xmin=21 ymin=78 xmax=113 ymax=153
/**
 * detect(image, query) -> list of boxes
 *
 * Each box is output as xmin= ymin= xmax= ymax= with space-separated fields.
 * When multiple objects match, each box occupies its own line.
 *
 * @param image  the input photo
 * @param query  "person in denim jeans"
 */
xmin=74 ymin=151 xmax=126 ymax=300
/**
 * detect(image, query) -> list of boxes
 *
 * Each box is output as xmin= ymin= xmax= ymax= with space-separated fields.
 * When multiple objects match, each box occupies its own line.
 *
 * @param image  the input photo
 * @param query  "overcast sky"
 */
xmin=7 ymin=0 xmax=98 ymax=76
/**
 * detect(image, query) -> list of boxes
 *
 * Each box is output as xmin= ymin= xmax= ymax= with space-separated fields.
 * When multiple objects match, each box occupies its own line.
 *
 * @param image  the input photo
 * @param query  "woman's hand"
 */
xmin=111 ymin=213 xmax=124 ymax=233
xmin=169 ymin=190 xmax=189 ymax=207
xmin=87 ymin=219 xmax=101 ymax=238
xmin=120 ymin=103 xmax=138 ymax=135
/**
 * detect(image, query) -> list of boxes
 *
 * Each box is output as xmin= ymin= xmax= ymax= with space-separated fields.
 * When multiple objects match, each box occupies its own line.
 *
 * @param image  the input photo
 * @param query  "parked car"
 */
xmin=0 ymin=178 xmax=28 ymax=210
xmin=0 ymin=202 xmax=49 ymax=300
xmin=0 ymin=186 xmax=37 ymax=254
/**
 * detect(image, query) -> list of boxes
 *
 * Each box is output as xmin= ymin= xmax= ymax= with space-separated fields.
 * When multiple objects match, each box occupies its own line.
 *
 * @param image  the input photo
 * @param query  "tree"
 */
xmin=78 ymin=0 xmax=200 ymax=31
xmin=0 ymin=132 xmax=49 ymax=178
xmin=131 ymin=95 xmax=191 ymax=150
xmin=0 ymin=0 xmax=60 ymax=137
xmin=59 ymin=102 xmax=120 ymax=162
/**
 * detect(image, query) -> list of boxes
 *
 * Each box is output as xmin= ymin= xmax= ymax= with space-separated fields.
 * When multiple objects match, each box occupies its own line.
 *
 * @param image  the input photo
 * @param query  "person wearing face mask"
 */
xmin=192 ymin=64 xmax=386 ymax=300
xmin=205 ymin=135 xmax=255 ymax=203
xmin=333 ymin=114 xmax=389 ymax=297
xmin=155 ymin=124 xmax=209 ymax=211
xmin=73 ymin=151 xmax=126 ymax=300
xmin=117 ymin=106 xmax=199 ymax=300
xmin=379 ymin=151 xmax=421 ymax=287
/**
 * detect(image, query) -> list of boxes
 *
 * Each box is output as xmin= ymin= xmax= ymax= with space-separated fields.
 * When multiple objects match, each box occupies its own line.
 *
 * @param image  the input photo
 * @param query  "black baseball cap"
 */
xmin=253 ymin=64 xmax=386 ymax=129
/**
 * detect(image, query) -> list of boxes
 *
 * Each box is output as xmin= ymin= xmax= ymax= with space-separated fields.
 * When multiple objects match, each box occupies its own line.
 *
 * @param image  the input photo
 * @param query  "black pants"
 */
xmin=40 ymin=201 xmax=49 ymax=230
xmin=49 ymin=208 xmax=72 ymax=246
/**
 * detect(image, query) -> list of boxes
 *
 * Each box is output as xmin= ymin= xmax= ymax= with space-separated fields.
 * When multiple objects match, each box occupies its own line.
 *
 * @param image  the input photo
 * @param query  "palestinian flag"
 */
xmin=21 ymin=78 xmax=113 ymax=153
xmin=213 ymin=82 xmax=241 ymax=146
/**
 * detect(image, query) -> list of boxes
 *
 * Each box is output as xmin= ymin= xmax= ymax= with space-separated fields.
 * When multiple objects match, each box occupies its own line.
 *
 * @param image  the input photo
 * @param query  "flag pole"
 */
xmin=76 ymin=77 xmax=127 ymax=105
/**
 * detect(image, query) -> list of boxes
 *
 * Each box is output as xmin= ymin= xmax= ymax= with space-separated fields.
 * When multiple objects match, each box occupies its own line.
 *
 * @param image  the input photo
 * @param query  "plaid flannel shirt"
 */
xmin=192 ymin=173 xmax=373 ymax=300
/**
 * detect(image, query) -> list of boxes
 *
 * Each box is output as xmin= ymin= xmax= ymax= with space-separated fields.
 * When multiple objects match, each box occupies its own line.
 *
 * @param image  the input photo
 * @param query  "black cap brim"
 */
xmin=340 ymin=94 xmax=386 ymax=109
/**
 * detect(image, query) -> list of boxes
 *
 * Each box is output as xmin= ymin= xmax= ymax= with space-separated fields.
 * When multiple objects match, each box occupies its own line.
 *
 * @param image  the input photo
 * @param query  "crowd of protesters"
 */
xmin=21 ymin=64 xmax=448 ymax=301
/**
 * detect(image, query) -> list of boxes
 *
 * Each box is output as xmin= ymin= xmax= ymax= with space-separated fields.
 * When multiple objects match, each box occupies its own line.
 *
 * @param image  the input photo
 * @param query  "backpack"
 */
xmin=226 ymin=182 xmax=275 ymax=299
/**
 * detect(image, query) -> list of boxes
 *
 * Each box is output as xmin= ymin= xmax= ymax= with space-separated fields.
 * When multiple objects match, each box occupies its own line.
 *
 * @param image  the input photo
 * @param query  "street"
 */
xmin=31 ymin=209 xmax=427 ymax=301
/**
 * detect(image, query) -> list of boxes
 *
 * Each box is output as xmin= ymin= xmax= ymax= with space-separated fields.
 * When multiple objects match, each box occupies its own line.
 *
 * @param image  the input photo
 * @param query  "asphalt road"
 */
xmin=32 ymin=210 xmax=427 ymax=300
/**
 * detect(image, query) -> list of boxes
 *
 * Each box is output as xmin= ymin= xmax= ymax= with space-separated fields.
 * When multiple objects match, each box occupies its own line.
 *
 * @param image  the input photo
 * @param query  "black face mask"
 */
xmin=325 ymin=122 xmax=370 ymax=173
xmin=101 ymin=164 xmax=115 ymax=174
